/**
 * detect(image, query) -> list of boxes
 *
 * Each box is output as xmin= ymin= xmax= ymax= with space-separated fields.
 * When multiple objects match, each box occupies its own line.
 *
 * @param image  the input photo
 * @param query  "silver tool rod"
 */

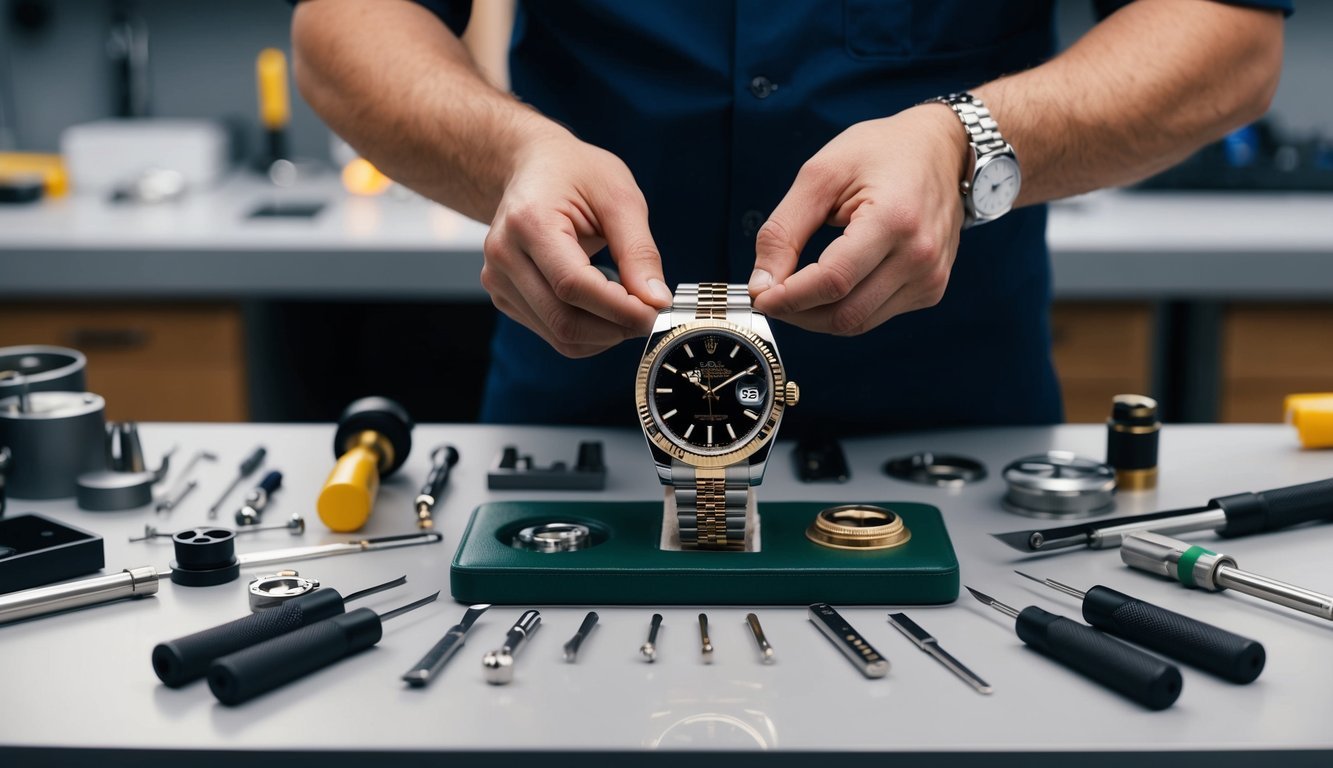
xmin=0 ymin=566 xmax=159 ymax=625
xmin=924 ymin=645 xmax=993 ymax=695
xmin=746 ymin=613 xmax=775 ymax=664
xmin=1088 ymin=508 xmax=1227 ymax=549
xmin=1216 ymin=565 xmax=1333 ymax=621
xmin=233 ymin=533 xmax=441 ymax=569
xmin=887 ymin=612 xmax=991 ymax=694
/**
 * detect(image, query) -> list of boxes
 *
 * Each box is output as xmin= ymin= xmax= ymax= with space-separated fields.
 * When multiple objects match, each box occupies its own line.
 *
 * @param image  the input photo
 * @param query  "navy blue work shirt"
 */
xmin=411 ymin=0 xmax=1290 ymax=435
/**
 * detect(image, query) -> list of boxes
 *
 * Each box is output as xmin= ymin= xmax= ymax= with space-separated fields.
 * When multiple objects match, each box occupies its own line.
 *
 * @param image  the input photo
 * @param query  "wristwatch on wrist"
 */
xmin=635 ymin=283 xmax=799 ymax=551
xmin=929 ymin=91 xmax=1021 ymax=228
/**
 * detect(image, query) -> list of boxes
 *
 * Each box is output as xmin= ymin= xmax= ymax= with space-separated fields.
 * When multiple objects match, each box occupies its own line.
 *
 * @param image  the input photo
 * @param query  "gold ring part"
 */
xmin=805 ymin=504 xmax=912 ymax=551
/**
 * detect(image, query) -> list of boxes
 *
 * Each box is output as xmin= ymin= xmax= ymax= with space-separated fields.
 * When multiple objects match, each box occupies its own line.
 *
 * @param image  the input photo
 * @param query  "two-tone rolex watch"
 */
xmin=635 ymin=283 xmax=799 ymax=551
xmin=928 ymin=91 xmax=1021 ymax=228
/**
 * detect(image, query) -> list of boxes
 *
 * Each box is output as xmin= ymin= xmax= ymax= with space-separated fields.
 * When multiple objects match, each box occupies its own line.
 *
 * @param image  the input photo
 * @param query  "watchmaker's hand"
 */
xmin=748 ymin=104 xmax=967 ymax=336
xmin=707 ymin=365 xmax=759 ymax=396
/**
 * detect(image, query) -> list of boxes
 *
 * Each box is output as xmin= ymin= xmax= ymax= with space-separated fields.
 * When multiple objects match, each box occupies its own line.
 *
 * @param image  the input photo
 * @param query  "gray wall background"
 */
xmin=0 ymin=0 xmax=1327 ymax=159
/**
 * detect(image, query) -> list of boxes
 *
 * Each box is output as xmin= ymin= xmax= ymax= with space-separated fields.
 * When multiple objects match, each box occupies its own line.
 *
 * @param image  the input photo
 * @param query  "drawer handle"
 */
xmin=64 ymin=328 xmax=150 ymax=350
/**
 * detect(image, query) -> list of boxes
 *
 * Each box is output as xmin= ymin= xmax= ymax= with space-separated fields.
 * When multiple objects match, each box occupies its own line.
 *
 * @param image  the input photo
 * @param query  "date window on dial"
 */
xmin=735 ymin=376 xmax=766 ymax=407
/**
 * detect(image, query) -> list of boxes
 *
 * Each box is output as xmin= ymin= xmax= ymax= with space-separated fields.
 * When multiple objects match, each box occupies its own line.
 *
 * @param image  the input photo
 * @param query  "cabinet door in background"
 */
xmin=0 ymin=302 xmax=247 ymax=422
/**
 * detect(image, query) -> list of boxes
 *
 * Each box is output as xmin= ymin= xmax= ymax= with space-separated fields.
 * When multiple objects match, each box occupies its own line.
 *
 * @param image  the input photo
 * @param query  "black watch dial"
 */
xmin=649 ymin=331 xmax=773 ymax=453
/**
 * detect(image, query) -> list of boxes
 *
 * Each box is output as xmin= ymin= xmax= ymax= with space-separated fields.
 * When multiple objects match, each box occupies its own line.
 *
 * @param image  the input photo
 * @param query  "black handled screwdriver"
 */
xmin=1015 ymin=571 xmax=1265 ymax=684
xmin=993 ymin=476 xmax=1333 ymax=553
xmin=235 ymin=470 xmax=283 ymax=525
xmin=208 ymin=445 xmax=267 ymax=519
xmin=414 ymin=444 xmax=459 ymax=530
xmin=151 ymin=574 xmax=406 ymax=687
xmin=208 ymin=591 xmax=440 ymax=705
xmin=966 ymin=586 xmax=1182 ymax=710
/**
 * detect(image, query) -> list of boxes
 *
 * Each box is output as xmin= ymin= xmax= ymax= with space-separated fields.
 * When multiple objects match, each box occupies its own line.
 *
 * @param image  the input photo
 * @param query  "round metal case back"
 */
xmin=636 ymin=321 xmax=788 ymax=469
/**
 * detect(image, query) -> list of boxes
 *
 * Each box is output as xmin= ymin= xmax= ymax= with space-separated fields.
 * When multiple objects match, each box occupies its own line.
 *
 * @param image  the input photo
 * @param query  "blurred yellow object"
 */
xmin=1285 ymin=393 xmax=1333 ymax=449
xmin=0 ymin=153 xmax=69 ymax=197
xmin=341 ymin=157 xmax=393 ymax=196
xmin=256 ymin=48 xmax=291 ymax=130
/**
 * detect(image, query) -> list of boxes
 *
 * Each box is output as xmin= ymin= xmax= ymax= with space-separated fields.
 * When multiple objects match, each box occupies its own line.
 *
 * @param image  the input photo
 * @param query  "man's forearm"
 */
xmin=973 ymin=0 xmax=1283 ymax=206
xmin=292 ymin=0 xmax=565 ymax=221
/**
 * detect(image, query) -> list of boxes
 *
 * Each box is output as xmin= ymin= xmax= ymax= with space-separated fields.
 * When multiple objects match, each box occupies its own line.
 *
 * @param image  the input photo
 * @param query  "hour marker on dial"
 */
xmin=730 ymin=344 xmax=740 ymax=359
xmin=662 ymin=409 xmax=678 ymax=419
xmin=683 ymin=424 xmax=695 ymax=439
xmin=655 ymin=388 xmax=672 ymax=394
xmin=706 ymin=425 xmax=713 ymax=444
xmin=743 ymin=409 xmax=759 ymax=420
xmin=726 ymin=423 xmax=737 ymax=440
xmin=684 ymin=344 xmax=695 ymax=358
xmin=663 ymin=363 xmax=678 ymax=374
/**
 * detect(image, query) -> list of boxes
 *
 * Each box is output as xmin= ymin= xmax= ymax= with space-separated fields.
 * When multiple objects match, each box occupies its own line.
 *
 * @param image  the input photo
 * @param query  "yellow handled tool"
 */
xmin=1286 ymin=393 xmax=1333 ymax=449
xmin=256 ymin=48 xmax=291 ymax=166
xmin=317 ymin=397 xmax=414 ymax=532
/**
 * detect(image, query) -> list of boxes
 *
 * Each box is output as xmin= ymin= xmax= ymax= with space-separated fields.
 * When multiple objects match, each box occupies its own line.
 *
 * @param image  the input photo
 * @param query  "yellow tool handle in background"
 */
xmin=317 ymin=442 xmax=381 ymax=532
xmin=1286 ymin=393 xmax=1333 ymax=449
xmin=256 ymin=48 xmax=291 ymax=131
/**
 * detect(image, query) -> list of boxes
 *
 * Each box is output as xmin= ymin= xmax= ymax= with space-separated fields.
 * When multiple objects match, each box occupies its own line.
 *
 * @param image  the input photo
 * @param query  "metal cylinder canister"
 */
xmin=1107 ymin=394 xmax=1160 ymax=491
xmin=0 ymin=391 xmax=107 ymax=499
xmin=0 ymin=345 xmax=87 ymax=396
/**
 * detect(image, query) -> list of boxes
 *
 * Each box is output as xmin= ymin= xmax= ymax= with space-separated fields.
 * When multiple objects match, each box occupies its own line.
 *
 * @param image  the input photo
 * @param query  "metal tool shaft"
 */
xmin=1217 ymin=565 xmax=1333 ymax=621
xmin=208 ymin=445 xmax=266 ymax=518
xmin=1087 ymin=509 xmax=1227 ymax=549
xmin=641 ymin=613 xmax=663 ymax=662
xmin=0 ymin=566 xmax=158 ymax=625
xmin=563 ymin=611 xmax=599 ymax=662
xmin=887 ymin=612 xmax=991 ymax=694
xmin=699 ymin=613 xmax=713 ymax=662
xmin=746 ymin=613 xmax=774 ymax=663
xmin=808 ymin=603 xmax=889 ymax=678
xmin=231 ymin=531 xmax=442 ymax=570
xmin=402 ymin=603 xmax=490 ymax=687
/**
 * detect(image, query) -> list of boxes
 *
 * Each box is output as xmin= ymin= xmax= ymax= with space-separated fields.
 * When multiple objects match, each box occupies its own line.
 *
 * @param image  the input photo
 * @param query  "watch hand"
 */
xmin=683 ymin=370 xmax=711 ymax=393
xmin=707 ymin=365 xmax=759 ymax=396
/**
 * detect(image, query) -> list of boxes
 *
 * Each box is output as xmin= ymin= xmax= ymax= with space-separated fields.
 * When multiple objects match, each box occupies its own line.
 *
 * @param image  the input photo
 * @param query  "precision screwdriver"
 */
xmin=992 ymin=476 xmax=1333 ymax=554
xmin=401 ymin=603 xmax=491 ymax=687
xmin=208 ymin=591 xmax=440 ymax=705
xmin=1122 ymin=531 xmax=1333 ymax=622
xmin=152 ymin=574 xmax=406 ymax=687
xmin=235 ymin=470 xmax=283 ymax=525
xmin=208 ymin=445 xmax=267 ymax=519
xmin=1015 ymin=571 xmax=1265 ymax=683
xmin=414 ymin=444 xmax=459 ymax=530
xmin=563 ymin=611 xmax=599 ymax=662
xmin=965 ymin=586 xmax=1182 ymax=710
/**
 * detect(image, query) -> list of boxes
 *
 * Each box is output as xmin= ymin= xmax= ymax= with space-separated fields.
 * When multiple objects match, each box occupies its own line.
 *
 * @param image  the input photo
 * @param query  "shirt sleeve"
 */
xmin=404 ymin=0 xmax=474 ymax=36
xmin=1094 ymin=0 xmax=1293 ymax=19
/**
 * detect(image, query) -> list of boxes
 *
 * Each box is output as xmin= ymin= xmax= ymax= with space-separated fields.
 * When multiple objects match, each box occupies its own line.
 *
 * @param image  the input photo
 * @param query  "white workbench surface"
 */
xmin=1 ymin=423 xmax=1331 ymax=766
xmin=1 ymin=174 xmax=1331 ymax=299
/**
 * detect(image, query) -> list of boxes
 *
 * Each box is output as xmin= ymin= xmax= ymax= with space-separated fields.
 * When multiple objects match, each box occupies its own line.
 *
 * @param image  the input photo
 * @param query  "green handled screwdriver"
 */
xmin=1121 ymin=531 xmax=1333 ymax=621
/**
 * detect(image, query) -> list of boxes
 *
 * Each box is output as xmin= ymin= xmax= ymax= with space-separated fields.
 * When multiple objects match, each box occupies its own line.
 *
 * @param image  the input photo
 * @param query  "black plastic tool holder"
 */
xmin=169 ymin=527 xmax=240 ymax=586
xmin=487 ymin=441 xmax=606 ymax=491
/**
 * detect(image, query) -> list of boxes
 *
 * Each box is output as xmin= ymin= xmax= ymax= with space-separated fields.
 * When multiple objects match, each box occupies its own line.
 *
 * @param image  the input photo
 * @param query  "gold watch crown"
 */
xmin=784 ymin=381 xmax=800 ymax=407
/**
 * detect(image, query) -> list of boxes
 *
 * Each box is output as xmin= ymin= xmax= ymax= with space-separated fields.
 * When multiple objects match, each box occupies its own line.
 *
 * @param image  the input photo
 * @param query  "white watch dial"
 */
xmin=971 ymin=155 xmax=1021 ymax=218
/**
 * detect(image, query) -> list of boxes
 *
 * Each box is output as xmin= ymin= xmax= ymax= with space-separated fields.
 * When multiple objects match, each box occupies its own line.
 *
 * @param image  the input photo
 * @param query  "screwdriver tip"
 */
xmin=964 ymin=585 xmax=992 ymax=604
xmin=1013 ymin=570 xmax=1043 ymax=584
xmin=990 ymin=530 xmax=1041 ymax=552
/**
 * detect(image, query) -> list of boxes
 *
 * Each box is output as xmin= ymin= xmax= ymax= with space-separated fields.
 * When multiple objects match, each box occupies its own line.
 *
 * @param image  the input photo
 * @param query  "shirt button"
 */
xmin=741 ymin=210 xmax=765 ymax=238
xmin=749 ymin=76 xmax=777 ymax=99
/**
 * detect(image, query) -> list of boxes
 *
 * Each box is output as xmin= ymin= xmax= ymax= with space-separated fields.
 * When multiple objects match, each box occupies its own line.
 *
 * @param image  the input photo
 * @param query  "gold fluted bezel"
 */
xmin=635 ymin=320 xmax=787 ymax=468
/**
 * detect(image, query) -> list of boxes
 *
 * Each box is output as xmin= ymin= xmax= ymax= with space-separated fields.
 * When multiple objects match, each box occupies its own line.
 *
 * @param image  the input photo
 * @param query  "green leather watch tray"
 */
xmin=450 ymin=501 xmax=959 ymax=605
